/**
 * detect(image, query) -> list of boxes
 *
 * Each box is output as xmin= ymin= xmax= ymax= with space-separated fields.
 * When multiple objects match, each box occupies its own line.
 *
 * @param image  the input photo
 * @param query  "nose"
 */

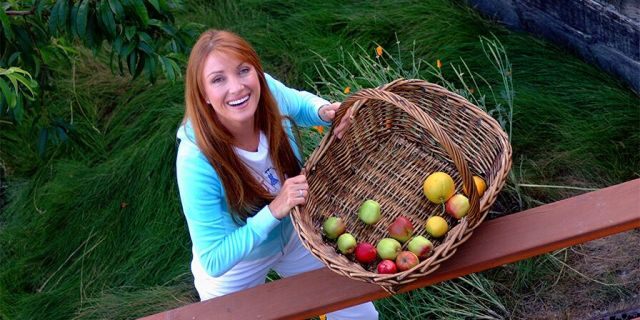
xmin=227 ymin=75 xmax=244 ymax=94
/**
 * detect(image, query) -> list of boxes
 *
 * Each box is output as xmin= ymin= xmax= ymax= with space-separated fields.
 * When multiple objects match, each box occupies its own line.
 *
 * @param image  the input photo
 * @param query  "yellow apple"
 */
xmin=425 ymin=216 xmax=449 ymax=238
xmin=423 ymin=172 xmax=455 ymax=204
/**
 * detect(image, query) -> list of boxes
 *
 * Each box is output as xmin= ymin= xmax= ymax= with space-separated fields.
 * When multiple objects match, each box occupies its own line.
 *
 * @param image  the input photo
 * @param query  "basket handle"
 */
xmin=332 ymin=84 xmax=482 ymax=227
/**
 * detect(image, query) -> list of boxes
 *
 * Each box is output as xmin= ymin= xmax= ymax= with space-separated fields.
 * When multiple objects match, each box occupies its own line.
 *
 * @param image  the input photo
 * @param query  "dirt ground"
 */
xmin=518 ymin=229 xmax=640 ymax=320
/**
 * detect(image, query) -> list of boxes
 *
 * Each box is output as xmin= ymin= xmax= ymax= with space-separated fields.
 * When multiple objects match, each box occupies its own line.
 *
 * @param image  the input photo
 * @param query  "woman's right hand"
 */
xmin=268 ymin=174 xmax=308 ymax=220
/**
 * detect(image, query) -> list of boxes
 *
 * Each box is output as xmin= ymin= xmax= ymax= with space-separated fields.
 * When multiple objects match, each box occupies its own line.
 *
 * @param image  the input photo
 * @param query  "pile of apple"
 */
xmin=322 ymin=172 xmax=487 ymax=274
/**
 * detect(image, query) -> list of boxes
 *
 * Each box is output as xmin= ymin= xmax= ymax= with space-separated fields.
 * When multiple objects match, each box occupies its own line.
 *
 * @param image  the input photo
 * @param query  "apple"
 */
xmin=463 ymin=176 xmax=487 ymax=197
xmin=425 ymin=216 xmax=449 ymax=238
xmin=337 ymin=233 xmax=357 ymax=254
xmin=376 ymin=238 xmax=402 ymax=260
xmin=354 ymin=243 xmax=377 ymax=264
xmin=323 ymin=216 xmax=346 ymax=240
xmin=377 ymin=259 xmax=397 ymax=274
xmin=423 ymin=172 xmax=455 ymax=204
xmin=446 ymin=194 xmax=470 ymax=219
xmin=388 ymin=216 xmax=414 ymax=243
xmin=358 ymin=199 xmax=381 ymax=225
xmin=407 ymin=236 xmax=433 ymax=259
xmin=396 ymin=251 xmax=420 ymax=271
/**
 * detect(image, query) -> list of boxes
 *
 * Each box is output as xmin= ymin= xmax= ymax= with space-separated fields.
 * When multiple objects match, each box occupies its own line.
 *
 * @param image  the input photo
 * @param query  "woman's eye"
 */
xmin=211 ymin=77 xmax=223 ymax=84
xmin=240 ymin=67 xmax=250 ymax=74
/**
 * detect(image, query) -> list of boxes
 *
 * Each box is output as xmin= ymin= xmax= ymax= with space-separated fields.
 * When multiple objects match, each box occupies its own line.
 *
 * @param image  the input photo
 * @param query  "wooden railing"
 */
xmin=140 ymin=179 xmax=640 ymax=320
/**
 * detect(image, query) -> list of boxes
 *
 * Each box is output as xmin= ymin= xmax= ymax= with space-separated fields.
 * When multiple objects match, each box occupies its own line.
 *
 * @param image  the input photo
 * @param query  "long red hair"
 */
xmin=183 ymin=29 xmax=301 ymax=222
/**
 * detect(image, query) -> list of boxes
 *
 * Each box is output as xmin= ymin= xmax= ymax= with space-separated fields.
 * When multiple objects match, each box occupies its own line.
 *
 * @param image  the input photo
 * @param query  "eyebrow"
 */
xmin=206 ymin=62 xmax=250 ymax=79
xmin=206 ymin=70 xmax=223 ymax=78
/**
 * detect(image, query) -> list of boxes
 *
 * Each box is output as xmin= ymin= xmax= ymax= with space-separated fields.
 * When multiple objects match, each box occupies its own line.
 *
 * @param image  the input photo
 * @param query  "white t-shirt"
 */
xmin=234 ymin=131 xmax=281 ymax=195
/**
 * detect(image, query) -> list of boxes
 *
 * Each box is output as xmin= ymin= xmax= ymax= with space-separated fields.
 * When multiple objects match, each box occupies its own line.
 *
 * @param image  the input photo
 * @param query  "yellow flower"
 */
xmin=314 ymin=126 xmax=325 ymax=134
xmin=343 ymin=86 xmax=351 ymax=94
xmin=376 ymin=45 xmax=383 ymax=57
xmin=436 ymin=59 xmax=442 ymax=69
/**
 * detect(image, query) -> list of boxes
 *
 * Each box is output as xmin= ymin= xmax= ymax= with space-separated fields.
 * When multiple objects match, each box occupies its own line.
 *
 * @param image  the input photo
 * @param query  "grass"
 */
xmin=1 ymin=0 xmax=638 ymax=319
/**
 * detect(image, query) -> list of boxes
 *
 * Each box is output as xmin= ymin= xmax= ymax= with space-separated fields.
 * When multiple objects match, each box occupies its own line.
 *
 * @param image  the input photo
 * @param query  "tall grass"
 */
xmin=0 ymin=0 xmax=638 ymax=319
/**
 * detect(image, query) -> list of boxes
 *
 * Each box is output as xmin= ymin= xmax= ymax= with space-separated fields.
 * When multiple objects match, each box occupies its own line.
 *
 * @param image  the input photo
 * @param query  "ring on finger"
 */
xmin=299 ymin=189 xmax=304 ymax=198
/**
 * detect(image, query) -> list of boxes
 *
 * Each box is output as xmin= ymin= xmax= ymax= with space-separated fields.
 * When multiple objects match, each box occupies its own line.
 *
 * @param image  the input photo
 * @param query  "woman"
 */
xmin=176 ymin=29 xmax=378 ymax=319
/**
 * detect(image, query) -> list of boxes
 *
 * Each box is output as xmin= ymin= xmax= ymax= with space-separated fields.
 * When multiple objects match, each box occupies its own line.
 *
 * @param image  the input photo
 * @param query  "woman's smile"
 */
xmin=227 ymin=94 xmax=250 ymax=108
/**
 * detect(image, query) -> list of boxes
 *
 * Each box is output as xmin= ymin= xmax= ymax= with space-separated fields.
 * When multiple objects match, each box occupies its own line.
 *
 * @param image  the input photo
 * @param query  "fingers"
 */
xmin=283 ymin=175 xmax=309 ymax=204
xmin=323 ymin=109 xmax=336 ymax=120
xmin=286 ymin=174 xmax=307 ymax=184
xmin=319 ymin=102 xmax=341 ymax=122
xmin=269 ymin=176 xmax=309 ymax=219
xmin=334 ymin=107 xmax=354 ymax=140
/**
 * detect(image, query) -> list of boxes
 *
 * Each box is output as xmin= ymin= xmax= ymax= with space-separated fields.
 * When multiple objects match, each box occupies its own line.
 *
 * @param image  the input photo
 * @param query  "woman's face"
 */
xmin=201 ymin=51 xmax=261 ymax=132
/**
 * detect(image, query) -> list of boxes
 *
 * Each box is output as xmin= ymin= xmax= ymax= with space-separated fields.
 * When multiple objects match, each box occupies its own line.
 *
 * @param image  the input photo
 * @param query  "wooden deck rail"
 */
xmin=141 ymin=179 xmax=640 ymax=320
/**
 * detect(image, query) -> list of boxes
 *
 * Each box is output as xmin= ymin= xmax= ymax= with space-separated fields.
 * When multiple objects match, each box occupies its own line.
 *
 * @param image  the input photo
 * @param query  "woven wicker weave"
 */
xmin=291 ymin=78 xmax=512 ymax=293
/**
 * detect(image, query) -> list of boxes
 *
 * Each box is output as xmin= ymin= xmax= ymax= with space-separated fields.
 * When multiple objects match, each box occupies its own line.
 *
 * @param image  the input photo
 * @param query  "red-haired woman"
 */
xmin=176 ymin=30 xmax=378 ymax=319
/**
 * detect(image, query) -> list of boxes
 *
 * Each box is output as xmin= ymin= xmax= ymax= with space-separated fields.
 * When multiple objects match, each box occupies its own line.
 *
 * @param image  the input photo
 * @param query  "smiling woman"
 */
xmin=175 ymin=29 xmax=378 ymax=320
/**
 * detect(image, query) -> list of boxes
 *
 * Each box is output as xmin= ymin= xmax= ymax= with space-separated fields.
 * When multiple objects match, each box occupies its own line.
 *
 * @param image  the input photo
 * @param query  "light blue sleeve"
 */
xmin=176 ymin=142 xmax=281 ymax=277
xmin=265 ymin=73 xmax=332 ymax=127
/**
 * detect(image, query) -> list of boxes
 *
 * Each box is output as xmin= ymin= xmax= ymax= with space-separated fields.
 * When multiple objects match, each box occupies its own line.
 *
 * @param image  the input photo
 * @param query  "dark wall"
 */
xmin=467 ymin=0 xmax=640 ymax=93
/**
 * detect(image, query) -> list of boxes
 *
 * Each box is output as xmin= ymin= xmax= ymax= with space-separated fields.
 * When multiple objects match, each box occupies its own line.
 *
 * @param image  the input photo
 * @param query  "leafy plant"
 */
xmin=0 ymin=66 xmax=38 ymax=123
xmin=0 ymin=0 xmax=200 ymax=154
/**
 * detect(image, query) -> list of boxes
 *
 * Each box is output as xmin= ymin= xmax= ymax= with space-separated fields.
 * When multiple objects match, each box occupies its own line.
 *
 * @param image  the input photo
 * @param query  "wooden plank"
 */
xmin=140 ymin=179 xmax=640 ymax=320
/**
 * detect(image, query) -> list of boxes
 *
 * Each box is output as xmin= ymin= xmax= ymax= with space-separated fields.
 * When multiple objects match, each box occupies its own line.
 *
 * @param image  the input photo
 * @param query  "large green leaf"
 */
xmin=147 ymin=0 xmax=161 ymax=12
xmin=76 ymin=0 xmax=90 ymax=39
xmin=125 ymin=25 xmax=137 ymax=40
xmin=0 ymin=78 xmax=15 ymax=108
xmin=47 ymin=0 xmax=61 ymax=35
xmin=99 ymin=0 xmax=117 ymax=36
xmin=12 ymin=96 xmax=23 ymax=123
xmin=159 ymin=55 xmax=179 ymax=82
xmin=58 ymin=0 xmax=70 ymax=34
xmin=143 ymin=53 xmax=156 ymax=83
xmin=0 ymin=8 xmax=15 ymax=41
xmin=132 ymin=0 xmax=149 ymax=26
xmin=107 ymin=0 xmax=125 ymax=20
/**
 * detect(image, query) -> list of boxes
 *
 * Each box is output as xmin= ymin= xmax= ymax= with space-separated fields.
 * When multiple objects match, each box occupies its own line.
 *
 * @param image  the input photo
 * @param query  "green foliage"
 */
xmin=1 ymin=0 xmax=201 ymax=155
xmin=376 ymin=274 xmax=508 ymax=319
xmin=0 ymin=0 xmax=638 ymax=319
xmin=0 ymin=66 xmax=38 ymax=123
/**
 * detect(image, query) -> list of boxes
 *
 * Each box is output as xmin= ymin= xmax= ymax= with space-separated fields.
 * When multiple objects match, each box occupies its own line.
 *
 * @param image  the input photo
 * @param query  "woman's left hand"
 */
xmin=319 ymin=102 xmax=352 ymax=140
xmin=318 ymin=102 xmax=341 ymax=122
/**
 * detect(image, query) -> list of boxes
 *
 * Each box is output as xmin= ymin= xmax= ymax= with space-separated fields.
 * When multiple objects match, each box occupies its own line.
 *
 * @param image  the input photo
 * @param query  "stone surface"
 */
xmin=467 ymin=0 xmax=640 ymax=93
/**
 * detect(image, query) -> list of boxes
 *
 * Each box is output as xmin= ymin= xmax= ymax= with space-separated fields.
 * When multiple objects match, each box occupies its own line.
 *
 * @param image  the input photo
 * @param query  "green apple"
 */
xmin=323 ymin=216 xmax=346 ymax=240
xmin=358 ymin=199 xmax=381 ymax=225
xmin=337 ymin=233 xmax=357 ymax=254
xmin=376 ymin=238 xmax=401 ymax=260
xmin=407 ymin=236 xmax=433 ymax=259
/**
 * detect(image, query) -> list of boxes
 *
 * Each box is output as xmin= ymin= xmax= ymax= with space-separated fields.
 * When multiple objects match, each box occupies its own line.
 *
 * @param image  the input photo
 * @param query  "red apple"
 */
xmin=407 ymin=236 xmax=433 ymax=259
xmin=395 ymin=251 xmax=419 ymax=271
xmin=354 ymin=243 xmax=377 ymax=264
xmin=376 ymin=259 xmax=397 ymax=274
xmin=387 ymin=216 xmax=414 ymax=243
xmin=445 ymin=194 xmax=470 ymax=219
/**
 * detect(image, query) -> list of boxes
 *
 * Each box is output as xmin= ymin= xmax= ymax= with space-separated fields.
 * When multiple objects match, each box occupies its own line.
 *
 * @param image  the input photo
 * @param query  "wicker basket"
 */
xmin=291 ymin=78 xmax=512 ymax=293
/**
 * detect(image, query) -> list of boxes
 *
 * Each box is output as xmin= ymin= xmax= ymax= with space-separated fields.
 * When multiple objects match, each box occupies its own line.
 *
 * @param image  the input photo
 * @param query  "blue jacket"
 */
xmin=176 ymin=73 xmax=329 ymax=277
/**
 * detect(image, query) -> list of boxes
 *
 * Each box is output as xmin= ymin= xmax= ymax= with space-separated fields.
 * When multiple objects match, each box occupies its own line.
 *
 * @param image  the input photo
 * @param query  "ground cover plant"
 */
xmin=1 ymin=0 xmax=638 ymax=319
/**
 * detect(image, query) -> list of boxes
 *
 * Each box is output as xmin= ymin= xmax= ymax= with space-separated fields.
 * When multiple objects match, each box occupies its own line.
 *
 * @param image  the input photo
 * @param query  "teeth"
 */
xmin=228 ymin=95 xmax=249 ymax=106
